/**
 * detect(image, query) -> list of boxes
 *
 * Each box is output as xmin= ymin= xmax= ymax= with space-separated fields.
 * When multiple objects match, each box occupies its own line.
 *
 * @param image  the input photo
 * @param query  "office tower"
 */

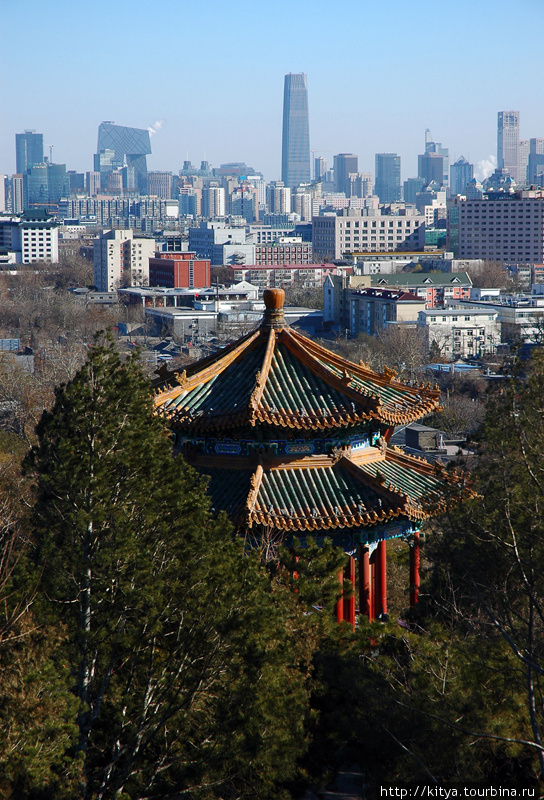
xmin=349 ymin=172 xmax=373 ymax=199
xmin=457 ymin=193 xmax=544 ymax=262
xmin=281 ymin=73 xmax=311 ymax=189
xmin=450 ymin=156 xmax=474 ymax=196
xmin=24 ymin=162 xmax=69 ymax=207
xmin=497 ymin=111 xmax=520 ymax=182
xmin=0 ymin=177 xmax=5 ymax=213
xmin=314 ymin=156 xmax=327 ymax=182
xmin=94 ymin=122 xmax=151 ymax=194
xmin=424 ymin=130 xmax=449 ymax=186
xmin=333 ymin=154 xmax=358 ymax=196
xmin=16 ymin=131 xmax=44 ymax=174
xmin=230 ymin=184 xmax=258 ymax=222
xmin=528 ymin=139 xmax=544 ymax=185
xmin=375 ymin=153 xmax=401 ymax=202
xmin=418 ymin=152 xmax=444 ymax=187
xmin=68 ymin=171 xmax=85 ymax=193
xmin=403 ymin=177 xmax=425 ymax=205
xmin=148 ymin=172 xmax=173 ymax=199
xmin=519 ymin=140 xmax=530 ymax=185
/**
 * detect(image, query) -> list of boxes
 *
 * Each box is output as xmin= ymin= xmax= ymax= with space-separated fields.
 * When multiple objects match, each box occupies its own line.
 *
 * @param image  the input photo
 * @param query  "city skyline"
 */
xmin=2 ymin=0 xmax=544 ymax=182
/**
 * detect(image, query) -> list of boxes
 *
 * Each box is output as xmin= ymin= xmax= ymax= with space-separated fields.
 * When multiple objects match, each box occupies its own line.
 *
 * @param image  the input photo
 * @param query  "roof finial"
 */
xmin=262 ymin=288 xmax=286 ymax=329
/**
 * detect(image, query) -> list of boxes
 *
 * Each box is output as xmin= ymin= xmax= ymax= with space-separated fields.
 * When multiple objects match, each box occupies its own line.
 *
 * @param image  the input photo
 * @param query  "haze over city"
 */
xmin=3 ymin=0 xmax=544 ymax=181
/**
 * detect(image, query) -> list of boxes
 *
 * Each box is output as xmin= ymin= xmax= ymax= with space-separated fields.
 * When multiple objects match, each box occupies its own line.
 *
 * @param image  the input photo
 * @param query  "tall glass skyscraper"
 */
xmin=16 ymin=131 xmax=44 ymax=174
xmin=281 ymin=73 xmax=310 ymax=189
xmin=94 ymin=122 xmax=152 ymax=194
xmin=497 ymin=111 xmax=520 ymax=182
xmin=375 ymin=153 xmax=401 ymax=203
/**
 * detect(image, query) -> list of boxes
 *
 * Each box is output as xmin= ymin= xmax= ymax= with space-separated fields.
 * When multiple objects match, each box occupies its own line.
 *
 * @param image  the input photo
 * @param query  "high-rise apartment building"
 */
xmin=94 ymin=122 xmax=151 ymax=194
xmin=93 ymin=229 xmax=156 ymax=291
xmin=266 ymin=181 xmax=291 ymax=214
xmin=375 ymin=153 xmax=401 ymax=202
xmin=201 ymin=186 xmax=225 ymax=218
xmin=450 ymin=156 xmax=474 ymax=196
xmin=497 ymin=111 xmax=520 ymax=182
xmin=281 ymin=73 xmax=310 ymax=189
xmin=333 ymin=153 xmax=358 ymax=197
xmin=16 ymin=131 xmax=44 ymax=174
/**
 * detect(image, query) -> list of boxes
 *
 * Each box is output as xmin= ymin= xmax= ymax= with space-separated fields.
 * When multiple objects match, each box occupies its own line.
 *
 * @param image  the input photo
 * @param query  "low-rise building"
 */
xmin=371 ymin=273 xmax=472 ymax=308
xmin=149 ymin=251 xmax=210 ymax=289
xmin=348 ymin=288 xmax=426 ymax=336
xmin=254 ymin=239 xmax=312 ymax=265
xmin=417 ymin=306 xmax=500 ymax=358
xmin=230 ymin=263 xmax=336 ymax=290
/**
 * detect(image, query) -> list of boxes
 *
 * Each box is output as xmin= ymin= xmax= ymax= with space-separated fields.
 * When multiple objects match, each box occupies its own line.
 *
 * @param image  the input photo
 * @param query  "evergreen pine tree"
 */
xmin=25 ymin=335 xmax=317 ymax=800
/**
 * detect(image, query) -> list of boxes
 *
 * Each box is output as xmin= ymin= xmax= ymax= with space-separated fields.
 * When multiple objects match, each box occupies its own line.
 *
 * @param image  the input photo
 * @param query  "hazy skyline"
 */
xmin=2 ymin=0 xmax=543 ymax=183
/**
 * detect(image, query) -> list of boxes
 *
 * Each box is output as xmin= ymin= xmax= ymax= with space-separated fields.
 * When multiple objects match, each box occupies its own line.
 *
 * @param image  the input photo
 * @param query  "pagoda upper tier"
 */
xmin=153 ymin=290 xmax=441 ymax=435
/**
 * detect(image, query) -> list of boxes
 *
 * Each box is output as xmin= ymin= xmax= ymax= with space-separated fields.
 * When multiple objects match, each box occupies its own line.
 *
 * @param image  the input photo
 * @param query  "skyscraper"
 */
xmin=450 ymin=156 xmax=474 ymax=196
xmin=333 ymin=153 xmax=358 ymax=197
xmin=375 ymin=153 xmax=401 ymax=202
xmin=424 ymin=130 xmax=449 ymax=187
xmin=16 ymin=131 xmax=44 ymax=174
xmin=94 ymin=122 xmax=151 ymax=194
xmin=281 ymin=73 xmax=310 ymax=189
xmin=497 ymin=111 xmax=520 ymax=182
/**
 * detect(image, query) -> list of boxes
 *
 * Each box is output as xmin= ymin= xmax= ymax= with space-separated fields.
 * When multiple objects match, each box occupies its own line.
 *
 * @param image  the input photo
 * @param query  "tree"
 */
xmin=25 ymin=334 xmax=319 ymax=800
xmin=422 ymin=350 xmax=544 ymax=782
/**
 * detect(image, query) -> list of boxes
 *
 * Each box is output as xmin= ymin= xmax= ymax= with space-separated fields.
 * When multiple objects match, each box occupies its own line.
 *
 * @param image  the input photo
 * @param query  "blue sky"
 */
xmin=2 ymin=0 xmax=543 ymax=182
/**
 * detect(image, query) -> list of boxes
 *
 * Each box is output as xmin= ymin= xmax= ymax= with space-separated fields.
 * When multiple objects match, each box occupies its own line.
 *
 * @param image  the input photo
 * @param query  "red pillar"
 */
xmin=359 ymin=545 xmax=373 ymax=621
xmin=343 ymin=556 xmax=356 ymax=629
xmin=410 ymin=531 xmax=421 ymax=607
xmin=336 ymin=570 xmax=344 ymax=623
xmin=374 ymin=540 xmax=387 ymax=619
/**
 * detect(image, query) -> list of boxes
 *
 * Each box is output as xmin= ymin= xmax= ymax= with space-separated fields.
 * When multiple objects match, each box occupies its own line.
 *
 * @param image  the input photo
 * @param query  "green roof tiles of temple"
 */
xmin=191 ymin=444 xmax=450 ymax=537
xmin=153 ymin=309 xmax=441 ymax=433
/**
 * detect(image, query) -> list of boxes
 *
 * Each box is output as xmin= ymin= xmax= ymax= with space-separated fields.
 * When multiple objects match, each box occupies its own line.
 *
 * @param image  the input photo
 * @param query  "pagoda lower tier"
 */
xmin=182 ymin=439 xmax=447 ymax=545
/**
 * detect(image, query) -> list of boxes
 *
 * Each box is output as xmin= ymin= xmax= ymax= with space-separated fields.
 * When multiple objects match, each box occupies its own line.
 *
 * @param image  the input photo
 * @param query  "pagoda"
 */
xmin=153 ymin=289 xmax=449 ymax=624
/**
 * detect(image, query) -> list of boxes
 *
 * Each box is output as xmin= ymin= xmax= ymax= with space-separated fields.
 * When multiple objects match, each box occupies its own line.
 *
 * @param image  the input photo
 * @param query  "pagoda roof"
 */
xmin=195 ymin=443 xmax=452 ymax=535
xmin=153 ymin=290 xmax=441 ymax=433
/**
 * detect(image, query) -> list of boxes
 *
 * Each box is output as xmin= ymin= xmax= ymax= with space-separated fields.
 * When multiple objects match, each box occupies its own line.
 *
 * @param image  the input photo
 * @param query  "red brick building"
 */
xmin=149 ymin=251 xmax=210 ymax=288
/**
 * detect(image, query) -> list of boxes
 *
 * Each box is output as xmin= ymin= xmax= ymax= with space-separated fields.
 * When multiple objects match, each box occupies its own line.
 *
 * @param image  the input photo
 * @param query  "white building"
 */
xmin=93 ymin=229 xmax=156 ymax=291
xmin=188 ymin=221 xmax=246 ymax=259
xmin=418 ymin=306 xmax=500 ymax=359
xmin=0 ymin=211 xmax=59 ymax=264
xmin=312 ymin=208 xmax=425 ymax=260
